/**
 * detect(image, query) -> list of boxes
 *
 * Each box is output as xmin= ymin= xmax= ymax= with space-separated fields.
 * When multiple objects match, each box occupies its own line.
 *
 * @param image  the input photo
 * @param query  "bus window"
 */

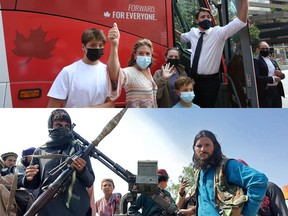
xmin=172 ymin=0 xmax=201 ymax=75
xmin=174 ymin=0 xmax=198 ymax=50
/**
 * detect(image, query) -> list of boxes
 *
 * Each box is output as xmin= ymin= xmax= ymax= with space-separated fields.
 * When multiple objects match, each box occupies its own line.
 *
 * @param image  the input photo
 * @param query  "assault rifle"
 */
xmin=24 ymin=108 xmax=180 ymax=216
xmin=24 ymin=108 xmax=127 ymax=216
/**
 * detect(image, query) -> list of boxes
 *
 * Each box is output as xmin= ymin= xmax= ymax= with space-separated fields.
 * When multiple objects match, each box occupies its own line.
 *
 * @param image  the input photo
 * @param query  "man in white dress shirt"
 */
xmin=179 ymin=1 xmax=248 ymax=108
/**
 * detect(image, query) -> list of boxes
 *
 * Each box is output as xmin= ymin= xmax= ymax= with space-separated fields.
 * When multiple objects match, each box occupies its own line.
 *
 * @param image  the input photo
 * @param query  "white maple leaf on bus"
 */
xmin=104 ymin=12 xmax=111 ymax=18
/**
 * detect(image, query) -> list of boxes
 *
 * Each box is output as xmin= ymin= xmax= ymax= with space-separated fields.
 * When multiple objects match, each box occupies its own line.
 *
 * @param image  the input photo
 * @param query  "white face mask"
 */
xmin=136 ymin=56 xmax=151 ymax=69
xmin=180 ymin=91 xmax=195 ymax=103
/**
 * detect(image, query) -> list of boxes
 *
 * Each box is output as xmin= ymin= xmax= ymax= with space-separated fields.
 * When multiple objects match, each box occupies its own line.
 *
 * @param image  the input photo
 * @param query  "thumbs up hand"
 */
xmin=108 ymin=23 xmax=120 ymax=47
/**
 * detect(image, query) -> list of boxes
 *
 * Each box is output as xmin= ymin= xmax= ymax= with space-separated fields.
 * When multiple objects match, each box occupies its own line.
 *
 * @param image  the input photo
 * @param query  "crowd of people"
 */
xmin=43 ymin=0 xmax=285 ymax=109
xmin=0 ymin=109 xmax=287 ymax=216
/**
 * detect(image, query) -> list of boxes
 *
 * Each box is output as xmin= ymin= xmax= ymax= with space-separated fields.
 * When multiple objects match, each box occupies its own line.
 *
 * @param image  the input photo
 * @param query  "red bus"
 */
xmin=0 ymin=0 xmax=258 ymax=107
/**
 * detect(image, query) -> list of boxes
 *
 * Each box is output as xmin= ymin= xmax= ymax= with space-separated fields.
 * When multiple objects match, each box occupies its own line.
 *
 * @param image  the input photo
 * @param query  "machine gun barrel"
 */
xmin=73 ymin=128 xmax=135 ymax=183
xmin=24 ymin=108 xmax=127 ymax=216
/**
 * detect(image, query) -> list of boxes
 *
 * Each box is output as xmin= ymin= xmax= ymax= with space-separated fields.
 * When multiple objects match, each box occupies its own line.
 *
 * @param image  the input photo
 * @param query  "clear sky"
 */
xmin=0 ymin=108 xmax=287 ymax=202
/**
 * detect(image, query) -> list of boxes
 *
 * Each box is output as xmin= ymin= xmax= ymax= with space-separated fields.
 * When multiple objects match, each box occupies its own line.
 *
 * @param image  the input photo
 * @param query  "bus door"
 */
xmin=172 ymin=0 xmax=259 ymax=107
xmin=223 ymin=0 xmax=259 ymax=108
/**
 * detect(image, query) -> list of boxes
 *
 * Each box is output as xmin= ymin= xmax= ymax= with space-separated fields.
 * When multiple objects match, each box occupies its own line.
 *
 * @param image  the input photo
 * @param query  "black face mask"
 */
xmin=49 ymin=127 xmax=72 ymax=141
xmin=86 ymin=48 xmax=104 ymax=62
xmin=198 ymin=19 xmax=212 ymax=30
xmin=167 ymin=58 xmax=180 ymax=67
xmin=260 ymin=50 xmax=270 ymax=57
xmin=46 ymin=127 xmax=73 ymax=150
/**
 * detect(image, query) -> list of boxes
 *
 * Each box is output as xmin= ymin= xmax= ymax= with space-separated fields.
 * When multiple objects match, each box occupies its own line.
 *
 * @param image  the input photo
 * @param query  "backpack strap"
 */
xmin=214 ymin=157 xmax=248 ymax=216
xmin=193 ymin=168 xmax=200 ymax=214
xmin=214 ymin=157 xmax=229 ymax=189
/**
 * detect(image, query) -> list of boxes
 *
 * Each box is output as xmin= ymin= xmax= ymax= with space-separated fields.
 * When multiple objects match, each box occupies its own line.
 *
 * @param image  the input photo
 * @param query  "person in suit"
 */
xmin=254 ymin=41 xmax=285 ymax=108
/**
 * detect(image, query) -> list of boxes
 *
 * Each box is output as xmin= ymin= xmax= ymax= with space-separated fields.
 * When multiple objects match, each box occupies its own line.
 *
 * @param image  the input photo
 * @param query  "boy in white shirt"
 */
xmin=47 ymin=28 xmax=114 ymax=108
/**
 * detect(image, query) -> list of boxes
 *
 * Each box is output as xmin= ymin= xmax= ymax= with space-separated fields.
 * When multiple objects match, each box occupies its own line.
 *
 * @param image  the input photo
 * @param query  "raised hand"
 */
xmin=108 ymin=23 xmax=120 ymax=47
xmin=161 ymin=63 xmax=175 ymax=80
xmin=25 ymin=164 xmax=39 ymax=181
xmin=179 ymin=178 xmax=190 ymax=196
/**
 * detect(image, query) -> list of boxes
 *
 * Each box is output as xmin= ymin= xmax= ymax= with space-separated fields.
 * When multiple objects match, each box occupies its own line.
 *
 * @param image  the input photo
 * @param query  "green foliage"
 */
xmin=230 ymin=22 xmax=260 ymax=56
xmin=249 ymin=23 xmax=260 ymax=43
xmin=166 ymin=163 xmax=195 ymax=200
xmin=174 ymin=0 xmax=199 ymax=32
xmin=174 ymin=0 xmax=201 ymax=48
xmin=271 ymin=7 xmax=288 ymax=12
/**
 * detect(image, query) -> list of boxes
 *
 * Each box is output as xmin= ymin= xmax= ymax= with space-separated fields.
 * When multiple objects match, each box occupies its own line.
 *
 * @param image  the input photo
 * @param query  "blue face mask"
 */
xmin=136 ymin=56 xmax=151 ymax=69
xmin=180 ymin=91 xmax=195 ymax=103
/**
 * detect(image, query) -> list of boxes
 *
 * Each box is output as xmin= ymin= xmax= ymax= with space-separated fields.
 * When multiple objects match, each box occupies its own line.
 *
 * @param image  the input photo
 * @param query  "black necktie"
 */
xmin=190 ymin=32 xmax=205 ymax=78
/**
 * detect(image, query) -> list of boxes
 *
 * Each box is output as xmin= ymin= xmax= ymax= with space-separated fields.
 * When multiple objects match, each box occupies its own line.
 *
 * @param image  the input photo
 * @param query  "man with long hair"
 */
xmin=190 ymin=130 xmax=268 ymax=216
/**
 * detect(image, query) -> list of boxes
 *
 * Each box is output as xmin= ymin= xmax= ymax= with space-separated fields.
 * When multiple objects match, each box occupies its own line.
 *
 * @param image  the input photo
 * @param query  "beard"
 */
xmin=193 ymin=151 xmax=222 ymax=170
xmin=198 ymin=154 xmax=213 ymax=170
xmin=193 ymin=142 xmax=224 ymax=170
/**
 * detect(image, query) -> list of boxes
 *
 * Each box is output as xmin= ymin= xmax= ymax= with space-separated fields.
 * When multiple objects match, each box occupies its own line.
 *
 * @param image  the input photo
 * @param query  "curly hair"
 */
xmin=175 ymin=76 xmax=194 ymax=91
